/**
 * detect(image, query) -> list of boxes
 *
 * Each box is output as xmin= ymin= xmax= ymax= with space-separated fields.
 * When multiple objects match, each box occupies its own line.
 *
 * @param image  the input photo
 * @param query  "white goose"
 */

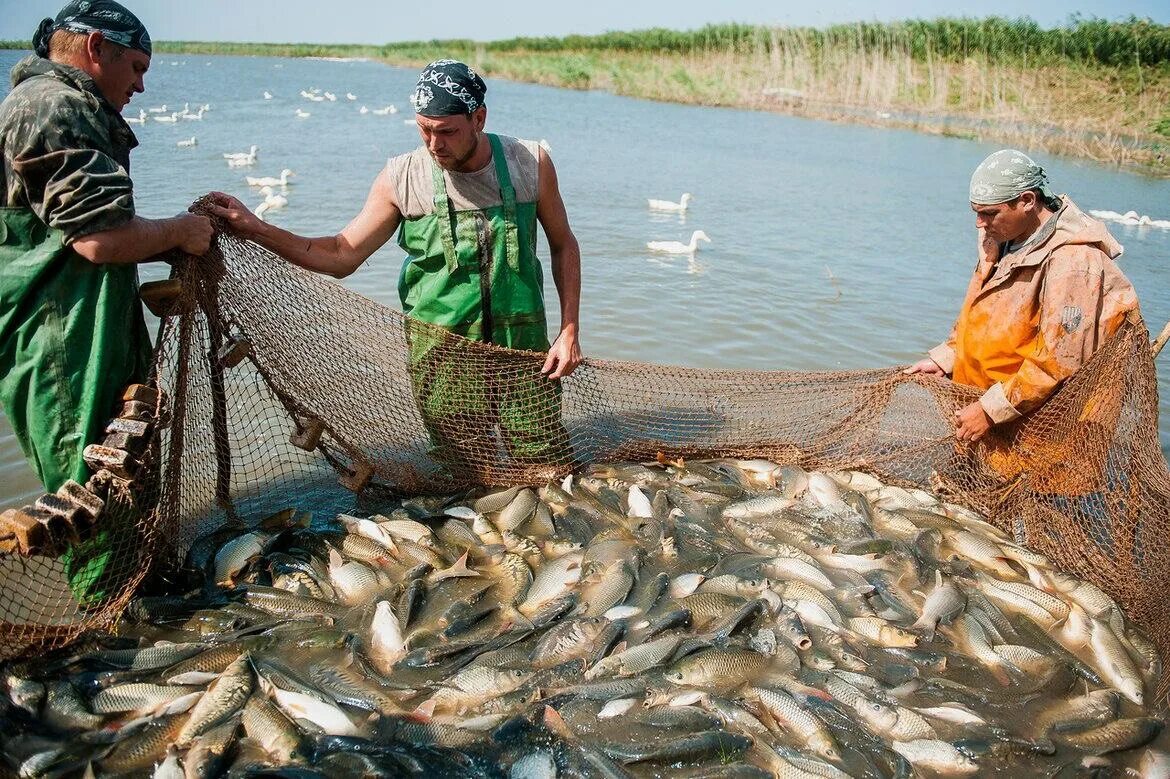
xmin=154 ymin=111 xmax=180 ymax=123
xmin=263 ymin=90 xmax=273 ymax=99
xmin=295 ymin=108 xmax=311 ymax=118
xmin=648 ymin=193 xmax=692 ymax=212
xmin=647 ymin=230 xmax=710 ymax=255
xmin=1089 ymin=209 xmax=1170 ymax=229
xmin=125 ymin=109 xmax=147 ymax=124
xmin=223 ymin=145 xmax=259 ymax=162
xmin=182 ymin=107 xmax=205 ymax=121
xmin=345 ymin=92 xmax=357 ymax=100
xmin=176 ymin=136 xmax=197 ymax=147
xmin=246 ymin=168 xmax=295 ymax=188
xmin=323 ymin=91 xmax=337 ymax=101
xmin=254 ymin=186 xmax=288 ymax=219
xmin=359 ymin=105 xmax=370 ymax=114
xmin=146 ymin=104 xmax=168 ymax=114
xmin=372 ymin=105 xmax=394 ymax=116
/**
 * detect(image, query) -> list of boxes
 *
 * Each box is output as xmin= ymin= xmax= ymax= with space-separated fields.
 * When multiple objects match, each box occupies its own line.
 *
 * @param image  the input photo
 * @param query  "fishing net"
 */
xmin=2 ymin=196 xmax=1169 ymax=708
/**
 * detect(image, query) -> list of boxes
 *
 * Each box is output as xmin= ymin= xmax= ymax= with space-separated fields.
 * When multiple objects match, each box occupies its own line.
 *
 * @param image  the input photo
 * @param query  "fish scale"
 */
xmin=91 ymin=682 xmax=203 ymax=714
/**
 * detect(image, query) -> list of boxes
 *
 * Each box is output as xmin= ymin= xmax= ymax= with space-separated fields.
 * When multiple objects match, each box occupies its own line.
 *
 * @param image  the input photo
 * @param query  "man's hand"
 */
xmin=541 ymin=327 xmax=582 ymax=380
xmin=955 ymin=401 xmax=993 ymax=443
xmin=174 ymin=213 xmax=214 ymax=255
xmin=903 ymin=358 xmax=945 ymax=376
xmin=205 ymin=191 xmax=265 ymax=238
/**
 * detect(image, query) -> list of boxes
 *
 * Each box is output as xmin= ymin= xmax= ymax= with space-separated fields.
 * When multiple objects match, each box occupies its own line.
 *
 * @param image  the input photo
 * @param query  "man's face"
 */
xmin=91 ymin=37 xmax=149 ymax=110
xmin=970 ymin=194 xmax=1034 ymax=244
xmin=415 ymin=108 xmax=486 ymax=171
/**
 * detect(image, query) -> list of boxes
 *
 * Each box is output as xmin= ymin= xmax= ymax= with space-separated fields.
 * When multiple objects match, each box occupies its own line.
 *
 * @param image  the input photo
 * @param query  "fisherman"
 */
xmin=0 ymin=1 xmax=213 ymax=601
xmin=208 ymin=59 xmax=582 ymax=477
xmin=905 ymin=149 xmax=1139 ymax=447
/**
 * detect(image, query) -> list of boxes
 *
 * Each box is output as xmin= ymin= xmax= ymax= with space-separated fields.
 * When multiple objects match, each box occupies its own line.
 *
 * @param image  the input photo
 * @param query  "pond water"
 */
xmin=3 ymin=50 xmax=1169 ymax=508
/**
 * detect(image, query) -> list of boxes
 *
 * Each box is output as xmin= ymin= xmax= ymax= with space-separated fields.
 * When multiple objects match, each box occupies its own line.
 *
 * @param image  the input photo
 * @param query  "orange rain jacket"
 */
xmin=927 ymin=197 xmax=1139 ymax=424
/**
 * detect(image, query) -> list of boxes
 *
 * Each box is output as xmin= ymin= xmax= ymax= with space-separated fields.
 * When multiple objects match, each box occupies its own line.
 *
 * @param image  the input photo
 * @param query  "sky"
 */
xmin=0 ymin=0 xmax=1167 ymax=45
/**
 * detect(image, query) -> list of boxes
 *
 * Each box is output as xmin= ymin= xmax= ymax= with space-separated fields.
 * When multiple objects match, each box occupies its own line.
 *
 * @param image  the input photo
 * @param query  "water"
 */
xmin=3 ymin=50 xmax=1170 ymax=509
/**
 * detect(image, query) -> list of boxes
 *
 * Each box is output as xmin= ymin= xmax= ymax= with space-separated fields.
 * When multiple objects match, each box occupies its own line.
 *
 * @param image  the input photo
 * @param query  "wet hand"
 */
xmin=205 ymin=191 xmax=263 ymax=236
xmin=175 ymin=213 xmax=214 ymax=255
xmin=542 ymin=328 xmax=582 ymax=380
xmin=903 ymin=358 xmax=945 ymax=376
xmin=954 ymin=401 xmax=993 ymax=443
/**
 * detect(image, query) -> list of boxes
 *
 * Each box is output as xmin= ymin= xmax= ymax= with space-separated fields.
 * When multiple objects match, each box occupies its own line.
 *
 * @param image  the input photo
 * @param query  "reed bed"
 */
xmin=378 ymin=19 xmax=1170 ymax=175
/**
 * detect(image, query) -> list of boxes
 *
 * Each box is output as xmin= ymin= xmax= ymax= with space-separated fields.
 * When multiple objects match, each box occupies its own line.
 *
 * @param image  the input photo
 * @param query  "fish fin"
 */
xmin=328 ymin=548 xmax=344 ymax=569
xmin=256 ymin=672 xmax=276 ymax=698
xmin=428 ymin=551 xmax=481 ymax=583
xmin=409 ymin=698 xmax=437 ymax=722
xmin=503 ymin=609 xmax=535 ymax=633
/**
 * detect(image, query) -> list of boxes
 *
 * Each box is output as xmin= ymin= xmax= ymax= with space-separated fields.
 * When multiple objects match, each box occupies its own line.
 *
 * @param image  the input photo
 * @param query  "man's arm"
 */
xmin=205 ymin=167 xmax=402 ymax=279
xmin=534 ymin=147 xmax=582 ymax=380
xmin=71 ymin=213 xmax=213 ymax=263
xmin=7 ymin=92 xmax=213 ymax=261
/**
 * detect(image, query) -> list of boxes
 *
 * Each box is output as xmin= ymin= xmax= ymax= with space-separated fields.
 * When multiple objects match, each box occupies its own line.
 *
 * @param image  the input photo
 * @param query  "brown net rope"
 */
xmin=2 ymin=199 xmax=1169 ymax=706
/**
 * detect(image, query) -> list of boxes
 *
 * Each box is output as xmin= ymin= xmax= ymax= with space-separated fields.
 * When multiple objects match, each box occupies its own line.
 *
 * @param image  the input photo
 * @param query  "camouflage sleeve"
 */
xmin=7 ymin=92 xmax=134 ymax=242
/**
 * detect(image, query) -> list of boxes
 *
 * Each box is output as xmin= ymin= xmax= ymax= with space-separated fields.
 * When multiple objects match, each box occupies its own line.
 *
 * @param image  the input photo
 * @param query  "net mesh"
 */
xmin=2 ymin=199 xmax=1169 ymax=706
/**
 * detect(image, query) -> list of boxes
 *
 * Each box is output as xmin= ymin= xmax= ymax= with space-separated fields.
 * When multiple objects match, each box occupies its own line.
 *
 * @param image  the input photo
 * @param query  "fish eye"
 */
xmin=871 ymin=703 xmax=881 ymax=711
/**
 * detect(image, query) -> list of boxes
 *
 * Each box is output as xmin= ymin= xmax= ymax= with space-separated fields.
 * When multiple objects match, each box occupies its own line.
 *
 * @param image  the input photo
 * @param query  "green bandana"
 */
xmin=969 ymin=149 xmax=1058 ymax=207
xmin=33 ymin=0 xmax=152 ymax=59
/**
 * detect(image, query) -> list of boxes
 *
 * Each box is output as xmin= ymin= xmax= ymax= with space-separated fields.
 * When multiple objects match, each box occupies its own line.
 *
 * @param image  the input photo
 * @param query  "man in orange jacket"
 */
xmin=905 ymin=149 xmax=1139 ymax=444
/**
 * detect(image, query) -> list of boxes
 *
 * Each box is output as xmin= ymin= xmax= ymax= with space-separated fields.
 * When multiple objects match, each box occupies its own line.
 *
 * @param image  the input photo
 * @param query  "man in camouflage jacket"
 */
xmin=0 ymin=0 xmax=212 ymax=603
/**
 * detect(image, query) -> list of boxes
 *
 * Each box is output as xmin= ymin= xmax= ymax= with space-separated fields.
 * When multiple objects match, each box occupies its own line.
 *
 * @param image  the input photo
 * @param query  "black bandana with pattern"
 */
xmin=410 ymin=59 xmax=487 ymax=117
xmin=33 ymin=0 xmax=152 ymax=59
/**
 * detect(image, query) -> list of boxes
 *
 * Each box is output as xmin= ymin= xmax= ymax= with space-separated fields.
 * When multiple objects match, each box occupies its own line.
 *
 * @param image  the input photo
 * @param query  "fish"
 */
xmin=366 ymin=600 xmax=406 ymax=674
xmin=601 ymin=730 xmax=753 ymax=765
xmin=175 ymin=653 xmax=254 ymax=746
xmin=90 ymin=683 xmax=203 ymax=714
xmin=746 ymin=686 xmax=841 ymax=762
xmin=665 ymin=648 xmax=773 ymax=688
xmin=891 ymin=739 xmax=978 ymax=775
xmin=1087 ymin=616 xmax=1145 ymax=705
xmin=911 ymin=569 xmax=966 ymax=639
xmin=853 ymin=696 xmax=937 ymax=741
xmin=1056 ymin=717 xmax=1163 ymax=754
xmin=13 ymin=459 xmax=1163 ymax=779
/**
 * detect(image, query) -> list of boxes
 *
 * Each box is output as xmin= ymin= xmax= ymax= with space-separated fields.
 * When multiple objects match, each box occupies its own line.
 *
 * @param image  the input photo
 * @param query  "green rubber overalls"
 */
xmin=397 ymin=134 xmax=571 ymax=472
xmin=0 ymin=209 xmax=150 ymax=605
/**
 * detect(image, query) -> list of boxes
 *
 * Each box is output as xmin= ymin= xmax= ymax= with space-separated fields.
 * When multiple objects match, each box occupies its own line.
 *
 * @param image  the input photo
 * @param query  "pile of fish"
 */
xmin=3 ymin=458 xmax=1168 ymax=778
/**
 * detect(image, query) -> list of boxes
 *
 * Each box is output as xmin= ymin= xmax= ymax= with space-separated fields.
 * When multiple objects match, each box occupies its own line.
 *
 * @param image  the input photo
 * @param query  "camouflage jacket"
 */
xmin=0 ymin=55 xmax=136 ymax=241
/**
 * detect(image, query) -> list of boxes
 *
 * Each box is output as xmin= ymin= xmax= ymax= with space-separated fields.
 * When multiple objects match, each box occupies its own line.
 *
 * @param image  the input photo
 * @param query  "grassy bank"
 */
xmin=4 ymin=17 xmax=1167 ymax=173
xmin=378 ymin=19 xmax=1170 ymax=175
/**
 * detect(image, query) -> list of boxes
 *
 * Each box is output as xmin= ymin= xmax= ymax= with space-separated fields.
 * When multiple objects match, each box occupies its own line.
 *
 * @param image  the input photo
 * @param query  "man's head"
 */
xmin=969 ymin=149 xmax=1059 ymax=244
xmin=33 ymin=1 xmax=152 ymax=110
xmin=410 ymin=60 xmax=488 ymax=171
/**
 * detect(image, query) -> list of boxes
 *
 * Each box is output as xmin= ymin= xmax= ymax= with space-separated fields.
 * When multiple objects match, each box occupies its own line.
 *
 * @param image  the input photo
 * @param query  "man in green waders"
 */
xmin=208 ymin=60 xmax=582 ymax=477
xmin=0 ymin=1 xmax=214 ymax=604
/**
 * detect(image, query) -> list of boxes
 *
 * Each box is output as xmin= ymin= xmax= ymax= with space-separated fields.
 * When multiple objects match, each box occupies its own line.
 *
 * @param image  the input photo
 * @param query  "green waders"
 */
xmin=0 ymin=207 xmax=151 ymax=605
xmin=397 ymin=134 xmax=571 ymax=473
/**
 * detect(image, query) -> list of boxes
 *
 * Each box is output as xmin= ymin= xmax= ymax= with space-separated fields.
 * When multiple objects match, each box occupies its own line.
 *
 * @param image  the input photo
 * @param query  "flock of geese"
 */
xmin=290 ymin=87 xmax=398 ymax=120
xmin=1089 ymin=209 xmax=1170 ymax=230
xmin=646 ymin=193 xmax=711 ymax=256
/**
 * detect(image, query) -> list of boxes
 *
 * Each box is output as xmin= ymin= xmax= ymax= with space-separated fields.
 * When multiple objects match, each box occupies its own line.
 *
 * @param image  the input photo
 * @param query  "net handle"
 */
xmin=1152 ymin=318 xmax=1170 ymax=359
